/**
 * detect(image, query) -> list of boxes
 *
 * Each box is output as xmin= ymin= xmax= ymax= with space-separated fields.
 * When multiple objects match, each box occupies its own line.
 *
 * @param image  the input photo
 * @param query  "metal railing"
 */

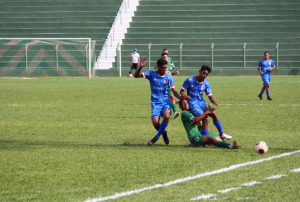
xmin=116 ymin=43 xmax=300 ymax=70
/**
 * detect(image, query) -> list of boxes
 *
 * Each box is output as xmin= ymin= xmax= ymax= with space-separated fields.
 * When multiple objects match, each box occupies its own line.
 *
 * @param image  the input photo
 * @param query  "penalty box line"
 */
xmin=84 ymin=150 xmax=300 ymax=202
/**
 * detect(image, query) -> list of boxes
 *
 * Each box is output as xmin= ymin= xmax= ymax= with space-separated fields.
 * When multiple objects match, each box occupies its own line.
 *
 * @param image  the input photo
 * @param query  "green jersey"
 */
xmin=181 ymin=110 xmax=218 ymax=145
xmin=181 ymin=110 xmax=201 ymax=142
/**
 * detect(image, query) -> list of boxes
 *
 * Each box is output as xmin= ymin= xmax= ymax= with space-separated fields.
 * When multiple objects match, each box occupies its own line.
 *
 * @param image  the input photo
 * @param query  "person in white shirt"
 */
xmin=129 ymin=48 xmax=140 ymax=77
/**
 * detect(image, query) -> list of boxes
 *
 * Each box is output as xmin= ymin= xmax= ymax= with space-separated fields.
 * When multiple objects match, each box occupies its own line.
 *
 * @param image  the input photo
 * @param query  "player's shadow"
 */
xmin=1 ymin=140 xmax=298 ymax=153
xmin=0 ymin=140 xmax=187 ymax=151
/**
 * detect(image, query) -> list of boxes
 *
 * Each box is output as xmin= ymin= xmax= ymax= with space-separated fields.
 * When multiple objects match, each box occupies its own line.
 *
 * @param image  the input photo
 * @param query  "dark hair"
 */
xmin=200 ymin=65 xmax=211 ymax=73
xmin=162 ymin=49 xmax=168 ymax=52
xmin=161 ymin=52 xmax=168 ymax=57
xmin=264 ymin=52 xmax=269 ymax=55
xmin=157 ymin=58 xmax=168 ymax=66
xmin=178 ymin=100 xmax=183 ymax=107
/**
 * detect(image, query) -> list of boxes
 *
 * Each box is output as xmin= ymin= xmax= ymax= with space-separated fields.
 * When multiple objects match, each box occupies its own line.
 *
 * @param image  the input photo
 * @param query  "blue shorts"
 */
xmin=151 ymin=101 xmax=172 ymax=120
xmin=262 ymin=75 xmax=271 ymax=86
xmin=189 ymin=100 xmax=209 ymax=117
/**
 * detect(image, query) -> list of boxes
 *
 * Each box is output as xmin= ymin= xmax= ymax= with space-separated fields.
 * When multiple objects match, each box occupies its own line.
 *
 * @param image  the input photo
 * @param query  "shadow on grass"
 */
xmin=0 ymin=140 xmax=190 ymax=151
xmin=1 ymin=140 xmax=297 ymax=154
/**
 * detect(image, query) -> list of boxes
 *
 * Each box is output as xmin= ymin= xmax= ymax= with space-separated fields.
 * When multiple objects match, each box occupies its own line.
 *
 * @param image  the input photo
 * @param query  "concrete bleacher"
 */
xmin=114 ymin=0 xmax=300 ymax=72
xmin=0 ymin=0 xmax=122 ymax=42
xmin=0 ymin=0 xmax=123 ymax=76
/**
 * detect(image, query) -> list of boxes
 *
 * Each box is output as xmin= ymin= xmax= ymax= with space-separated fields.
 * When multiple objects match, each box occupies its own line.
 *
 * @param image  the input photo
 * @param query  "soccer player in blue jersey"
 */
xmin=180 ymin=65 xmax=232 ymax=140
xmin=257 ymin=52 xmax=276 ymax=100
xmin=134 ymin=57 xmax=185 ymax=146
xmin=154 ymin=52 xmax=180 ymax=119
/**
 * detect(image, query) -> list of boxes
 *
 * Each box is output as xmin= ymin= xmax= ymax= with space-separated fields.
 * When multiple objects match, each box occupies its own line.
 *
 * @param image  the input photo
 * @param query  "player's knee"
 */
xmin=163 ymin=112 xmax=171 ymax=122
xmin=152 ymin=116 xmax=160 ymax=126
xmin=203 ymin=105 xmax=210 ymax=111
xmin=203 ymin=136 xmax=213 ymax=144
xmin=163 ymin=114 xmax=170 ymax=122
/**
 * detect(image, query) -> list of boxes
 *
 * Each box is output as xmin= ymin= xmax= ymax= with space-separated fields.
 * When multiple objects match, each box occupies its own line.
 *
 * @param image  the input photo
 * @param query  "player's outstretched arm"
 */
xmin=134 ymin=56 xmax=147 ymax=78
xmin=191 ymin=108 xmax=215 ymax=123
xmin=172 ymin=88 xmax=189 ymax=101
xmin=208 ymin=96 xmax=219 ymax=106
xmin=180 ymin=89 xmax=191 ymax=100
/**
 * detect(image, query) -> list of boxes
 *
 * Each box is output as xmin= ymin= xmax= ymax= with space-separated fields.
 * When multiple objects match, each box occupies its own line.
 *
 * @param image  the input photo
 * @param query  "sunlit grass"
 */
xmin=0 ymin=76 xmax=299 ymax=201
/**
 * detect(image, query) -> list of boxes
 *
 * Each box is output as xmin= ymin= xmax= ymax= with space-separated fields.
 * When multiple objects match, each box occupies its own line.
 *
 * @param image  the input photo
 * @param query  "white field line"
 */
xmin=191 ymin=194 xmax=216 ymax=201
xmin=84 ymin=150 xmax=300 ymax=202
xmin=240 ymin=181 xmax=262 ymax=186
xmin=237 ymin=197 xmax=257 ymax=200
xmin=265 ymin=174 xmax=287 ymax=179
xmin=217 ymin=187 xmax=241 ymax=193
xmin=221 ymin=104 xmax=300 ymax=106
xmin=291 ymin=168 xmax=300 ymax=172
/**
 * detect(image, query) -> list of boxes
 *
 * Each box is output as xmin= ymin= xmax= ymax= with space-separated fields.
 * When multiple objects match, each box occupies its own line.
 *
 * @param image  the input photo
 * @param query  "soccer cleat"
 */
xmin=228 ymin=140 xmax=238 ymax=149
xmin=258 ymin=94 xmax=262 ymax=100
xmin=174 ymin=112 xmax=180 ymax=119
xmin=148 ymin=137 xmax=158 ymax=146
xmin=267 ymin=96 xmax=273 ymax=100
xmin=220 ymin=133 xmax=232 ymax=140
xmin=162 ymin=131 xmax=169 ymax=145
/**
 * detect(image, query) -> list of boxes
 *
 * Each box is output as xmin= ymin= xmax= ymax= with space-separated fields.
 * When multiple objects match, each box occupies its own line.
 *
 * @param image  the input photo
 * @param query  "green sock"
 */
xmin=171 ymin=104 xmax=177 ymax=113
xmin=217 ymin=141 xmax=230 ymax=148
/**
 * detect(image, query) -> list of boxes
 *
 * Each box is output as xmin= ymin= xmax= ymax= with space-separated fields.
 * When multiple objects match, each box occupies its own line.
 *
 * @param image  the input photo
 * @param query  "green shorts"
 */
xmin=189 ymin=132 xmax=218 ymax=145
xmin=168 ymin=88 xmax=173 ymax=95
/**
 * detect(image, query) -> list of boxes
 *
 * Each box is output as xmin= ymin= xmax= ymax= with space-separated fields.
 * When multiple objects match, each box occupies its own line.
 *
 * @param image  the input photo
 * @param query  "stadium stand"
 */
xmin=0 ymin=0 xmax=123 ymax=76
xmin=112 ymin=0 xmax=300 ymax=72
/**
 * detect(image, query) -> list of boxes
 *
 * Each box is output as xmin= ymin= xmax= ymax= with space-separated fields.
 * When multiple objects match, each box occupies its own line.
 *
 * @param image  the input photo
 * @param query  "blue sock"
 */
xmin=266 ymin=92 xmax=270 ymax=97
xmin=155 ymin=121 xmax=169 ymax=139
xmin=154 ymin=124 xmax=166 ymax=136
xmin=213 ymin=120 xmax=223 ymax=136
xmin=202 ymin=129 xmax=209 ymax=136
xmin=260 ymin=90 xmax=265 ymax=95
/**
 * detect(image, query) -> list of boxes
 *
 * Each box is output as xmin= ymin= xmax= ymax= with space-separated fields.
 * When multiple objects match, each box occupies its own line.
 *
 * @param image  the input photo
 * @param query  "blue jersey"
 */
xmin=143 ymin=70 xmax=175 ymax=103
xmin=181 ymin=76 xmax=212 ymax=102
xmin=257 ymin=59 xmax=275 ymax=77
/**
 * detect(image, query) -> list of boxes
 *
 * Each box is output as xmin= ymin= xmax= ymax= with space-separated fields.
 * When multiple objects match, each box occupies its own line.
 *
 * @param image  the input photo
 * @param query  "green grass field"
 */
xmin=0 ymin=75 xmax=299 ymax=202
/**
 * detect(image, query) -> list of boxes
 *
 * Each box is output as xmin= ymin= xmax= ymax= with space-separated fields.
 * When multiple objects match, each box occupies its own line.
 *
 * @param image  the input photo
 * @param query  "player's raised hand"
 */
xmin=140 ymin=56 xmax=147 ymax=68
xmin=180 ymin=95 xmax=190 ymax=101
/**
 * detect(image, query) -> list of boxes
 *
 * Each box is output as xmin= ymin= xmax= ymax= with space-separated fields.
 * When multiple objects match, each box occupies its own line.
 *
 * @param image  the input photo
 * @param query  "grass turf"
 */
xmin=0 ymin=75 xmax=299 ymax=201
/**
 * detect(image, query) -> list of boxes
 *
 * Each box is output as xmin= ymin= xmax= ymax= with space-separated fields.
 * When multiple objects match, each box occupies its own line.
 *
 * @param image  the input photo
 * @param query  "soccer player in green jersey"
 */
xmin=154 ymin=52 xmax=180 ymax=119
xmin=162 ymin=49 xmax=175 ymax=67
xmin=179 ymin=99 xmax=238 ymax=149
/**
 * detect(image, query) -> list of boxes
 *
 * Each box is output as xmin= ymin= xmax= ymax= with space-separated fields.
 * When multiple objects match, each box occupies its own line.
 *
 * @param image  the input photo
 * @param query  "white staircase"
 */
xmin=95 ymin=0 xmax=139 ymax=69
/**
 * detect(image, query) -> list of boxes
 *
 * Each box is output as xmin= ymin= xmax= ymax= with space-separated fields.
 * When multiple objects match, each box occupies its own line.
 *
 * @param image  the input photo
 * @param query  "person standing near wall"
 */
xmin=129 ymin=48 xmax=140 ymax=77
